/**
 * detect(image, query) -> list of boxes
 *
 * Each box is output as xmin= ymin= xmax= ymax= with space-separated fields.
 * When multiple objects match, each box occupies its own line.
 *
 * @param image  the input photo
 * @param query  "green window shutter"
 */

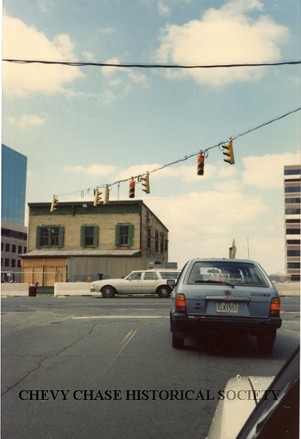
xmin=93 ymin=226 xmax=99 ymax=248
xmin=80 ymin=226 xmax=85 ymax=248
xmin=128 ymin=224 xmax=134 ymax=246
xmin=115 ymin=225 xmax=121 ymax=246
xmin=58 ymin=226 xmax=65 ymax=248
xmin=36 ymin=226 xmax=41 ymax=248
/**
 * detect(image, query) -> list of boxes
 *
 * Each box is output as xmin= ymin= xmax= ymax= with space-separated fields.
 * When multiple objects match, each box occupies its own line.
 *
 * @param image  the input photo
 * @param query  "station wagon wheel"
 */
xmin=101 ymin=285 xmax=116 ymax=298
xmin=157 ymin=285 xmax=171 ymax=298
xmin=172 ymin=330 xmax=185 ymax=349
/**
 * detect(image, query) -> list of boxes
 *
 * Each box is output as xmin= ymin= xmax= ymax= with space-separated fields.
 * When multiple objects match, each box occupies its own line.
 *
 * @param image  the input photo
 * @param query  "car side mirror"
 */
xmin=167 ymin=279 xmax=176 ymax=288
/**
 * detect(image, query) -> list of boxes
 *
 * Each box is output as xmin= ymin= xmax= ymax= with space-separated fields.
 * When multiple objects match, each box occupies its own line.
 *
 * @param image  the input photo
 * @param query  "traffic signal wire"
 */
xmin=106 ymin=106 xmax=301 ymax=188
xmin=56 ymin=105 xmax=301 ymax=199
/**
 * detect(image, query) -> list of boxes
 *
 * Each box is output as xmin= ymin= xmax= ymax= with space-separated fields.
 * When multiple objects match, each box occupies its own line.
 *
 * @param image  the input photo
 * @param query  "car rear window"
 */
xmin=187 ymin=261 xmax=268 ymax=287
xmin=160 ymin=271 xmax=180 ymax=279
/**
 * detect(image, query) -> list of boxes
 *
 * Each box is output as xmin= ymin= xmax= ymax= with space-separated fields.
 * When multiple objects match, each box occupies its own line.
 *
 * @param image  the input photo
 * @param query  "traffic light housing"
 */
xmin=50 ymin=195 xmax=58 ymax=212
xmin=141 ymin=173 xmax=150 ymax=194
xmin=223 ymin=139 xmax=235 ymax=165
xmin=93 ymin=188 xmax=102 ymax=206
xmin=103 ymin=185 xmax=109 ymax=204
xmin=129 ymin=178 xmax=135 ymax=198
xmin=197 ymin=153 xmax=205 ymax=175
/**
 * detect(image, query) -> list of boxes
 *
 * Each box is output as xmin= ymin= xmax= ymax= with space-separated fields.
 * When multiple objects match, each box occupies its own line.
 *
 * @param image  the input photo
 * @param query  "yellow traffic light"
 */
xmin=197 ymin=153 xmax=205 ymax=175
xmin=103 ymin=185 xmax=110 ymax=204
xmin=141 ymin=173 xmax=150 ymax=194
xmin=223 ymin=139 xmax=235 ymax=165
xmin=93 ymin=188 xmax=102 ymax=206
xmin=129 ymin=178 xmax=135 ymax=198
xmin=50 ymin=195 xmax=58 ymax=212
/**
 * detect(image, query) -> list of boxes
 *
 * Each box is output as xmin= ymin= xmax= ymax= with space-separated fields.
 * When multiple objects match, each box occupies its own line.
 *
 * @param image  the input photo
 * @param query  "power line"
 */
xmin=3 ymin=58 xmax=301 ymax=69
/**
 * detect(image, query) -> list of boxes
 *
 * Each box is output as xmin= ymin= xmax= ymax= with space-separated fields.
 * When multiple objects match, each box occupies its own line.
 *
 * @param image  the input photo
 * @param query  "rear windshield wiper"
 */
xmin=192 ymin=279 xmax=235 ymax=288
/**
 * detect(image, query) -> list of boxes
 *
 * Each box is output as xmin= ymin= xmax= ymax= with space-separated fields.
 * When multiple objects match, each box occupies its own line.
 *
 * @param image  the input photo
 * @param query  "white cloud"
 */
xmin=65 ymin=164 xmax=117 ymax=176
xmin=3 ymin=15 xmax=83 ymax=97
xmin=7 ymin=113 xmax=47 ymax=129
xmin=155 ymin=0 xmax=289 ymax=86
xmin=100 ymin=57 xmax=149 ymax=103
xmin=243 ymin=152 xmax=301 ymax=189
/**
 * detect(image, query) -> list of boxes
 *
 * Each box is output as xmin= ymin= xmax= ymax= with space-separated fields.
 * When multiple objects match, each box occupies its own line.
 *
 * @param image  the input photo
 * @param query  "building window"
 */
xmin=160 ymin=234 xmax=164 ymax=253
xmin=287 ymin=263 xmax=300 ymax=269
xmin=147 ymin=227 xmax=151 ymax=249
xmin=5 ymin=243 xmax=10 ymax=252
xmin=115 ymin=224 xmax=134 ymax=247
xmin=286 ymin=228 xmax=301 ymax=235
xmin=285 ymin=186 xmax=301 ymax=193
xmin=287 ymin=250 xmax=301 ymax=257
xmin=285 ymin=208 xmax=301 ymax=215
xmin=36 ymin=226 xmax=64 ymax=248
xmin=155 ymin=231 xmax=159 ymax=252
xmin=284 ymin=169 xmax=301 ymax=175
xmin=80 ymin=225 xmax=99 ymax=248
xmin=12 ymin=245 xmax=16 ymax=253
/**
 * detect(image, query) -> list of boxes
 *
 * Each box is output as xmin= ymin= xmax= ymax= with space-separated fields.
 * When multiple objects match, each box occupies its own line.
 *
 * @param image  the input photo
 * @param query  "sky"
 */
xmin=2 ymin=0 xmax=301 ymax=274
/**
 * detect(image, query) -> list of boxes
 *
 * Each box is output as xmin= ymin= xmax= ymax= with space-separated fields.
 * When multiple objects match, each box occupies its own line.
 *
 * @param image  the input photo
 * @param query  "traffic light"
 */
xmin=50 ymin=195 xmax=58 ymax=212
xmin=197 ymin=153 xmax=205 ymax=175
xmin=223 ymin=139 xmax=235 ymax=165
xmin=129 ymin=178 xmax=135 ymax=198
xmin=103 ymin=185 xmax=110 ymax=204
xmin=93 ymin=188 xmax=102 ymax=206
xmin=141 ymin=173 xmax=150 ymax=194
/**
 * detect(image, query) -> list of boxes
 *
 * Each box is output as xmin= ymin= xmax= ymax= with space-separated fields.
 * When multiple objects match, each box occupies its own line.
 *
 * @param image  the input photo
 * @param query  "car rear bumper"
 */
xmin=171 ymin=313 xmax=282 ymax=334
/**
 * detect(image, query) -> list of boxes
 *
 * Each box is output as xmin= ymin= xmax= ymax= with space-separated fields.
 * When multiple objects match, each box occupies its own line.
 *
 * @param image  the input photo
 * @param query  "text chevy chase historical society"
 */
xmin=19 ymin=388 xmax=280 ymax=401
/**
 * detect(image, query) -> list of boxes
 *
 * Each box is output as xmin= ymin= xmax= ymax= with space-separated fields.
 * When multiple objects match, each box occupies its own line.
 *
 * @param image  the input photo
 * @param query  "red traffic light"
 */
xmin=197 ymin=153 xmax=205 ymax=175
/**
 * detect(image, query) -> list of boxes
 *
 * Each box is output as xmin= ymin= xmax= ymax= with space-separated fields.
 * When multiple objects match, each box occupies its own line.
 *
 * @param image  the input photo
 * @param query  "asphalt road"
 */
xmin=1 ymin=296 xmax=299 ymax=439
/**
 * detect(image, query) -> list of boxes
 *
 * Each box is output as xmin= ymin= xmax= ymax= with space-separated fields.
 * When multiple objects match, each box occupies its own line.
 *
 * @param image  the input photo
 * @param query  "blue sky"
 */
xmin=3 ymin=0 xmax=301 ymax=273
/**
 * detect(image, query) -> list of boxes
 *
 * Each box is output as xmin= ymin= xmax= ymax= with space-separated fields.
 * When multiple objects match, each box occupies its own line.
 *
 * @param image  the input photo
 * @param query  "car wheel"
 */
xmin=257 ymin=332 xmax=276 ymax=353
xmin=157 ymin=285 xmax=171 ymax=298
xmin=101 ymin=286 xmax=116 ymax=298
xmin=172 ymin=330 xmax=185 ymax=349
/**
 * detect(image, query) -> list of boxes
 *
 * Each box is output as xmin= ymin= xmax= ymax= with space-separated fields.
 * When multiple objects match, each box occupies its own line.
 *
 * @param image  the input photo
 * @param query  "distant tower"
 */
xmin=284 ymin=164 xmax=301 ymax=281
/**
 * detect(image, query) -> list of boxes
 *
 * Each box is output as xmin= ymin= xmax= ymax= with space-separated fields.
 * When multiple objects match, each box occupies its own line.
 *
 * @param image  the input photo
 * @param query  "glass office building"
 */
xmin=2 ymin=144 xmax=27 ymax=225
xmin=1 ymin=144 xmax=28 ymax=280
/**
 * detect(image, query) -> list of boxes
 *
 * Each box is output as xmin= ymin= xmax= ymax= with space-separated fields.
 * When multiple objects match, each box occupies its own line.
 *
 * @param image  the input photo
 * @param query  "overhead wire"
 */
xmin=3 ymin=58 xmax=301 ymax=69
xmin=4 ymin=57 xmax=300 ymax=198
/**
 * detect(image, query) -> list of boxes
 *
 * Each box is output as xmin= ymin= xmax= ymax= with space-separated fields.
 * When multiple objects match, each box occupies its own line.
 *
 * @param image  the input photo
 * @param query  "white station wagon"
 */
xmin=90 ymin=269 xmax=180 ymax=298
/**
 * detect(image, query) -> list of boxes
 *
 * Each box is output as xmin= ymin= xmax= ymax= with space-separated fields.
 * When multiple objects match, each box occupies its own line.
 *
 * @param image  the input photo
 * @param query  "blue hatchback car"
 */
xmin=169 ymin=258 xmax=282 ymax=352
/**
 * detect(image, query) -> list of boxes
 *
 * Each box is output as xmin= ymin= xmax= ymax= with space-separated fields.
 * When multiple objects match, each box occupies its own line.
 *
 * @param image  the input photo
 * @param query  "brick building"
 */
xmin=21 ymin=200 xmax=169 ymax=291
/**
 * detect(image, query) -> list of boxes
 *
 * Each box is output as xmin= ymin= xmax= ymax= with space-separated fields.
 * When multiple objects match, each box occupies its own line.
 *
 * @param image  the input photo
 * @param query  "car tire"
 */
xmin=257 ymin=332 xmax=276 ymax=353
xmin=157 ymin=285 xmax=171 ymax=298
xmin=172 ymin=330 xmax=185 ymax=349
xmin=101 ymin=286 xmax=116 ymax=298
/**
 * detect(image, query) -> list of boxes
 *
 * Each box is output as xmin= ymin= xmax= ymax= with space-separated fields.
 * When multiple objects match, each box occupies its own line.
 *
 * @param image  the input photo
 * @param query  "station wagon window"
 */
xmin=115 ymin=224 xmax=134 ymax=247
xmin=80 ymin=225 xmax=99 ymax=248
xmin=36 ymin=226 xmax=64 ymax=248
xmin=127 ymin=272 xmax=142 ymax=280
xmin=160 ymin=271 xmax=180 ymax=279
xmin=144 ymin=272 xmax=158 ymax=280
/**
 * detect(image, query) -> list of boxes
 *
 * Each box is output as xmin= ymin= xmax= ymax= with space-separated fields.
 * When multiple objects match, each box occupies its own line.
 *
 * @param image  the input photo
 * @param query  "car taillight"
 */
xmin=175 ymin=294 xmax=186 ymax=313
xmin=270 ymin=297 xmax=281 ymax=316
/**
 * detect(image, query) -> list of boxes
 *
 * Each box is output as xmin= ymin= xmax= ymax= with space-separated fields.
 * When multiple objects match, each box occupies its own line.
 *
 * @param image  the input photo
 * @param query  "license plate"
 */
xmin=216 ymin=302 xmax=238 ymax=313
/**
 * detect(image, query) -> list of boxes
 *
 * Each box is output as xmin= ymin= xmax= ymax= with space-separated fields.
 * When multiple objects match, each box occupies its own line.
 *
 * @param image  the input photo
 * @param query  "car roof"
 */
xmin=131 ymin=269 xmax=179 ymax=272
xmin=186 ymin=258 xmax=259 ymax=264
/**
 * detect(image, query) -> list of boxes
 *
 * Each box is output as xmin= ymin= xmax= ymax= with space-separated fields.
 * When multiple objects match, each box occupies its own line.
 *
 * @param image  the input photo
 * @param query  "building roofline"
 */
xmin=28 ymin=199 xmax=169 ymax=232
